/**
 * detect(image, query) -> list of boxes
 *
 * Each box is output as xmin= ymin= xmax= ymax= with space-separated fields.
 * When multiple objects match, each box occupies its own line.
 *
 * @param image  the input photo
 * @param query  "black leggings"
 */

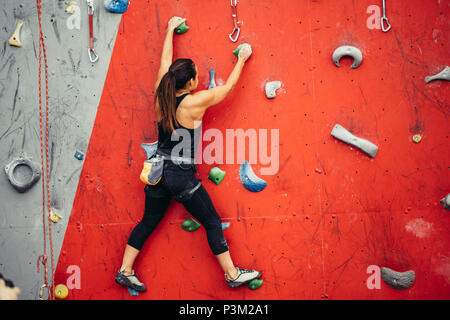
xmin=127 ymin=160 xmax=229 ymax=255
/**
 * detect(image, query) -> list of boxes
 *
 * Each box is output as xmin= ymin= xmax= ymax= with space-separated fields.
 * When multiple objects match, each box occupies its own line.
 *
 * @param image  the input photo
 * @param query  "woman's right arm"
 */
xmin=153 ymin=17 xmax=186 ymax=94
xmin=189 ymin=45 xmax=252 ymax=112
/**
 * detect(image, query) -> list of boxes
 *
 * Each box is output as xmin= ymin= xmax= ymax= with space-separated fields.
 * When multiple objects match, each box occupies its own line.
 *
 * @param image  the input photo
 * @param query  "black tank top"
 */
xmin=157 ymin=94 xmax=202 ymax=159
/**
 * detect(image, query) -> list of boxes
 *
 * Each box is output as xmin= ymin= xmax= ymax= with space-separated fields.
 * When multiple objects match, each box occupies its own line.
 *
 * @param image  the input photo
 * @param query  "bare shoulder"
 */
xmin=185 ymin=90 xmax=214 ymax=107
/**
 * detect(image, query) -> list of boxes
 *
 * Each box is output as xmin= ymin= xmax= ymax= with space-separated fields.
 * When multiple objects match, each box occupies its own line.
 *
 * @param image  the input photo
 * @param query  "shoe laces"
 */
xmin=237 ymin=266 xmax=254 ymax=274
xmin=120 ymin=269 xmax=136 ymax=277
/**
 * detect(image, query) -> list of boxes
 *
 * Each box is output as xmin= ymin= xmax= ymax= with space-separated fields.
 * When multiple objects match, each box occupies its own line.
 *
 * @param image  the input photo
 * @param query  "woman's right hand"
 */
xmin=238 ymin=44 xmax=252 ymax=63
xmin=168 ymin=16 xmax=186 ymax=32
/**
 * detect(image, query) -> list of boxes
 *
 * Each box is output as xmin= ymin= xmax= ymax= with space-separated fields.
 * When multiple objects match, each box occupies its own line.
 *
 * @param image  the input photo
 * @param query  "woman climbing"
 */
xmin=115 ymin=16 xmax=261 ymax=292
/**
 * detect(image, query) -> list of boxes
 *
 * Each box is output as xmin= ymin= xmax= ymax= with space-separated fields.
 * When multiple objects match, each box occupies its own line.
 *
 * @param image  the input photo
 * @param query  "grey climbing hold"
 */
xmin=4 ymin=155 xmax=41 ymax=193
xmin=440 ymin=194 xmax=450 ymax=210
xmin=332 ymin=45 xmax=363 ymax=69
xmin=331 ymin=124 xmax=378 ymax=158
xmin=141 ymin=141 xmax=158 ymax=160
xmin=425 ymin=66 xmax=450 ymax=83
xmin=381 ymin=267 xmax=415 ymax=290
xmin=265 ymin=81 xmax=282 ymax=99
xmin=239 ymin=160 xmax=267 ymax=192
xmin=209 ymin=69 xmax=216 ymax=89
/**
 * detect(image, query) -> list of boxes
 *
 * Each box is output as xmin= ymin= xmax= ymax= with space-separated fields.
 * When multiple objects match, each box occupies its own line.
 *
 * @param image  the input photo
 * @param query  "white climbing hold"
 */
xmin=440 ymin=194 xmax=450 ymax=210
xmin=66 ymin=2 xmax=81 ymax=30
xmin=425 ymin=66 xmax=450 ymax=83
xmin=265 ymin=81 xmax=282 ymax=99
xmin=332 ymin=45 xmax=363 ymax=69
xmin=331 ymin=124 xmax=378 ymax=158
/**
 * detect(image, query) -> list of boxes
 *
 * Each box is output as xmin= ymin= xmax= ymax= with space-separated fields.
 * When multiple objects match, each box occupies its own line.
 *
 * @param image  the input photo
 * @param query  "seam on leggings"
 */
xmin=186 ymin=186 xmax=228 ymax=255
xmin=176 ymin=181 xmax=201 ymax=201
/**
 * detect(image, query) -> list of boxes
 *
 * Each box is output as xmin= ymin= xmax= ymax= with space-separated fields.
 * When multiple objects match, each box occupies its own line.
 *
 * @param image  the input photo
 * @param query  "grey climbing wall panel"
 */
xmin=0 ymin=0 xmax=121 ymax=299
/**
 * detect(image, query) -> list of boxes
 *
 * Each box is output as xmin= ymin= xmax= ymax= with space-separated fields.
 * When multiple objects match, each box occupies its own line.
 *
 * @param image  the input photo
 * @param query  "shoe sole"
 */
xmin=115 ymin=276 xmax=147 ymax=292
xmin=227 ymin=271 xmax=262 ymax=288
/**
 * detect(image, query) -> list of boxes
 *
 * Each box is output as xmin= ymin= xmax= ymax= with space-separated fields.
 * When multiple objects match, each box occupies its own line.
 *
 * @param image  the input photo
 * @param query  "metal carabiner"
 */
xmin=381 ymin=0 xmax=391 ymax=32
xmin=87 ymin=0 xmax=94 ymax=14
xmin=88 ymin=48 xmax=99 ymax=63
xmin=229 ymin=0 xmax=240 ymax=42
xmin=229 ymin=27 xmax=240 ymax=42
xmin=87 ymin=0 xmax=98 ymax=63
xmin=39 ymin=284 xmax=50 ymax=300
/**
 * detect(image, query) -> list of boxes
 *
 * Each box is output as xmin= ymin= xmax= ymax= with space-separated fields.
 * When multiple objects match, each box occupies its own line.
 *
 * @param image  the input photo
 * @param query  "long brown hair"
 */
xmin=155 ymin=58 xmax=197 ymax=132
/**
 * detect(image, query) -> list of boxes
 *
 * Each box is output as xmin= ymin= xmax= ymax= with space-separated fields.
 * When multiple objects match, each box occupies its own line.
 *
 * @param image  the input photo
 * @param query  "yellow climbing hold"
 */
xmin=65 ymin=1 xmax=78 ymax=14
xmin=54 ymin=284 xmax=69 ymax=299
xmin=412 ymin=134 xmax=422 ymax=143
xmin=50 ymin=208 xmax=63 ymax=223
xmin=8 ymin=19 xmax=23 ymax=47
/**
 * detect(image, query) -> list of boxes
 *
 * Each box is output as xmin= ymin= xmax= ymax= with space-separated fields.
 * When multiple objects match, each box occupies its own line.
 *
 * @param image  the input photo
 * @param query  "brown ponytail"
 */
xmin=155 ymin=58 xmax=197 ymax=133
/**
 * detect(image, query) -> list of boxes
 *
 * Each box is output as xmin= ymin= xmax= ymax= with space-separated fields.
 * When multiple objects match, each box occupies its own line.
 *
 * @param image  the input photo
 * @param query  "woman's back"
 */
xmin=157 ymin=94 xmax=202 ymax=159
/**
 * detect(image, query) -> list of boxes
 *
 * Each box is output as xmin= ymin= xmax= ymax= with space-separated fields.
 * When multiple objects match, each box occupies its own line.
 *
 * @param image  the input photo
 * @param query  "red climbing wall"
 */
xmin=55 ymin=0 xmax=450 ymax=299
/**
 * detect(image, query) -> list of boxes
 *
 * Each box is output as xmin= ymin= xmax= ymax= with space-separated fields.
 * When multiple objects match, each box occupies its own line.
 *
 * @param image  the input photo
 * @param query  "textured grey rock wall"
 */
xmin=0 ymin=0 xmax=121 ymax=299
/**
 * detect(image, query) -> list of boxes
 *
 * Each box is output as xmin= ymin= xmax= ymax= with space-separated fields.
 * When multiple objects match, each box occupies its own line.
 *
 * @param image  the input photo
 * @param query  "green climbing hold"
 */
xmin=175 ymin=22 xmax=189 ymax=34
xmin=181 ymin=218 xmax=201 ymax=232
xmin=247 ymin=279 xmax=263 ymax=290
xmin=208 ymin=167 xmax=226 ymax=185
xmin=233 ymin=44 xmax=246 ymax=58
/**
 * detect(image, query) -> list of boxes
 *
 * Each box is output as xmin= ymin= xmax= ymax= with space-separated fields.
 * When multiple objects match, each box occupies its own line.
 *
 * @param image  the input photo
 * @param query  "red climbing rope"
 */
xmin=36 ymin=0 xmax=55 ymax=300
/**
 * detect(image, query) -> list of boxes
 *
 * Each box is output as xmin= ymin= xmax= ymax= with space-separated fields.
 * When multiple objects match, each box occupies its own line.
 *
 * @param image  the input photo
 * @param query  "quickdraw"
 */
xmin=381 ymin=0 xmax=391 ymax=32
xmin=229 ymin=0 xmax=240 ymax=42
xmin=36 ymin=0 xmax=55 ymax=300
xmin=87 ymin=0 xmax=99 ymax=62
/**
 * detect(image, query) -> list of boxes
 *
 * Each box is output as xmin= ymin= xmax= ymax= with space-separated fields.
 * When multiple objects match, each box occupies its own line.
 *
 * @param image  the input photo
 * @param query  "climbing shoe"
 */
xmin=225 ymin=266 xmax=261 ymax=288
xmin=115 ymin=270 xmax=146 ymax=292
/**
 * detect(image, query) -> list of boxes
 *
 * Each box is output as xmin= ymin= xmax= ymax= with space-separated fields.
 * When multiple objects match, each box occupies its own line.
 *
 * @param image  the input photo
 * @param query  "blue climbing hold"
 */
xmin=239 ymin=160 xmax=267 ymax=192
xmin=221 ymin=222 xmax=230 ymax=230
xmin=141 ymin=141 xmax=158 ymax=160
xmin=127 ymin=287 xmax=139 ymax=296
xmin=74 ymin=150 xmax=84 ymax=160
xmin=104 ymin=0 xmax=129 ymax=14
xmin=208 ymin=69 xmax=216 ymax=89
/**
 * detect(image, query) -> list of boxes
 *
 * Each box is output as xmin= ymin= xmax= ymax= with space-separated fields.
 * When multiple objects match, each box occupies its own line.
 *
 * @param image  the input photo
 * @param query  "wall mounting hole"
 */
xmin=13 ymin=164 xmax=33 ymax=184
